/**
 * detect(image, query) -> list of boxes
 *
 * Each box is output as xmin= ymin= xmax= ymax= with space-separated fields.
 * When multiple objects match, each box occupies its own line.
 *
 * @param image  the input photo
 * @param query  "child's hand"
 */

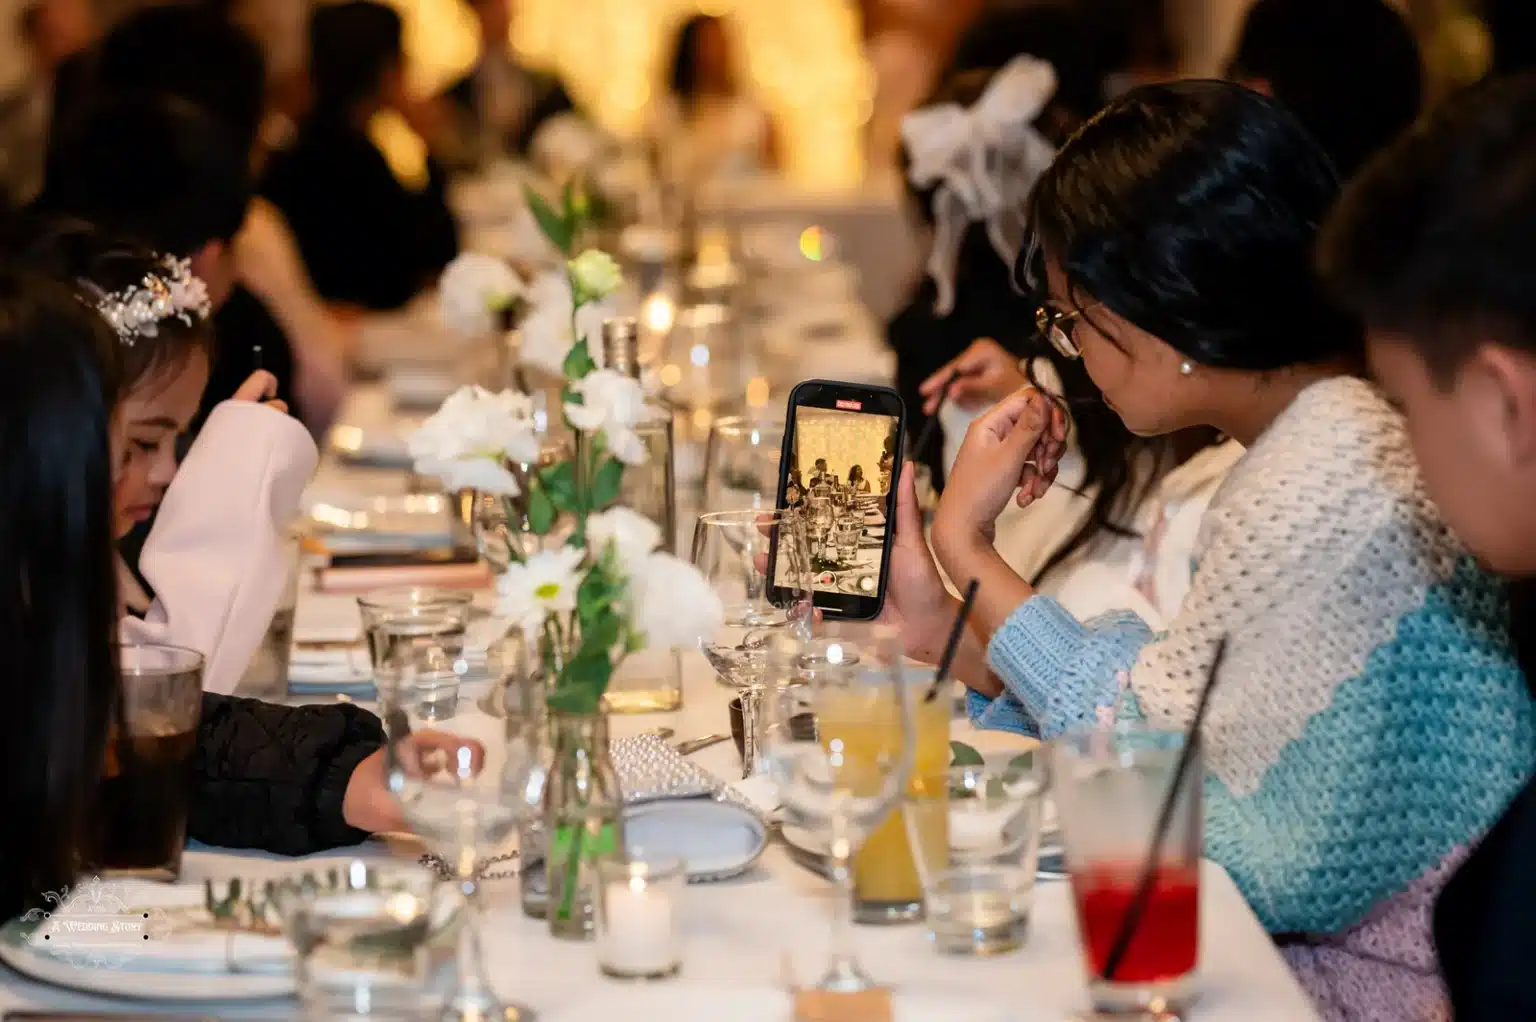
xmin=233 ymin=370 xmax=289 ymax=414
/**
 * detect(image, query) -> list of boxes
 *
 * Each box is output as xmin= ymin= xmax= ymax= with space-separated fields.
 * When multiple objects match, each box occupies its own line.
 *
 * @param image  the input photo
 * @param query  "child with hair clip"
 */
xmin=19 ymin=220 xmax=322 ymax=696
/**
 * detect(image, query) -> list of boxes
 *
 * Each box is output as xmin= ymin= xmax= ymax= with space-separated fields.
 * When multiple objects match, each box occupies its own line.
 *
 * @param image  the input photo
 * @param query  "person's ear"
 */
xmin=1462 ymin=345 xmax=1536 ymax=470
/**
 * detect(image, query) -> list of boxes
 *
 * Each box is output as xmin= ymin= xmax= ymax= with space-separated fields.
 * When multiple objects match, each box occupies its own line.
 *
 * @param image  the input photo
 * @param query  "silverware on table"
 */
xmin=675 ymin=733 xmax=731 ymax=756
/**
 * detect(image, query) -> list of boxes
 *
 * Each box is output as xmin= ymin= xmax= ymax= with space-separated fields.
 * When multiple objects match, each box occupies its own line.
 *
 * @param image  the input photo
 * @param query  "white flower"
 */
xmin=587 ymin=506 xmax=662 ymax=573
xmin=438 ymin=253 xmax=524 ymax=337
xmin=407 ymin=385 xmax=541 ymax=495
xmin=568 ymin=249 xmax=623 ymax=304
xmin=517 ymin=271 xmax=616 ymax=377
xmin=627 ymin=552 xmax=724 ymax=649
xmin=563 ymin=369 xmax=651 ymax=465
xmin=496 ymin=545 xmax=587 ymax=636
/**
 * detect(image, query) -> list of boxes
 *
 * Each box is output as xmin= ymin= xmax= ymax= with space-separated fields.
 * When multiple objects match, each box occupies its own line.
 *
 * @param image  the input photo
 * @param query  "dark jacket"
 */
xmin=190 ymin=693 xmax=383 ymax=854
xmin=262 ymin=113 xmax=459 ymax=312
xmin=1433 ymin=579 xmax=1536 ymax=1020
xmin=441 ymin=60 xmax=574 ymax=162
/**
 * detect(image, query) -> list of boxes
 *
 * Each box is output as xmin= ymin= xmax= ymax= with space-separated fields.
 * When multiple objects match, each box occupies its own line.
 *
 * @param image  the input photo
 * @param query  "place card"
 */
xmin=792 ymin=988 xmax=893 ymax=1022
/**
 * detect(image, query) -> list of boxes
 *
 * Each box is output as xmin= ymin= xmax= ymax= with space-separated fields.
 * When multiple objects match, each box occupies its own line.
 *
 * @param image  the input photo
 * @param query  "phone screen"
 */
xmin=775 ymin=381 xmax=905 ymax=618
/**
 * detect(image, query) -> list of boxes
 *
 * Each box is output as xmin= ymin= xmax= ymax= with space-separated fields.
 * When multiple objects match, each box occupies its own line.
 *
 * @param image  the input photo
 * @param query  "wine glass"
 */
xmin=761 ymin=622 xmax=916 ymax=993
xmin=376 ymin=624 xmax=544 ymax=1022
xmin=690 ymin=508 xmax=812 ymax=773
xmin=701 ymin=415 xmax=784 ymax=511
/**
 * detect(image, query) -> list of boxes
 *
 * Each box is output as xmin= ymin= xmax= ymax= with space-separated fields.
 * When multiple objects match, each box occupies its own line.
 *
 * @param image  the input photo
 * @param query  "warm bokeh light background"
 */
xmin=381 ymin=0 xmax=872 ymax=188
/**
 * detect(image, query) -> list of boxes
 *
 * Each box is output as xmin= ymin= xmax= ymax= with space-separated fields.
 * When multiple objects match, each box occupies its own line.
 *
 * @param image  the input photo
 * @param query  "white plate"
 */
xmin=0 ymin=918 xmax=293 ymax=1001
xmin=547 ymin=983 xmax=1022 ymax=1022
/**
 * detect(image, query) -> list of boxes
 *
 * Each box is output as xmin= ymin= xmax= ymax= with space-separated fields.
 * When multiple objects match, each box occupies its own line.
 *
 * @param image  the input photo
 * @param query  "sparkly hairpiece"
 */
xmin=82 ymin=256 xmax=213 ymax=346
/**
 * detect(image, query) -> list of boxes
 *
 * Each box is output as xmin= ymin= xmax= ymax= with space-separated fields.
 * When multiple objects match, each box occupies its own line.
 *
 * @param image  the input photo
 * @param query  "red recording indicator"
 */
xmin=835 ymin=399 xmax=863 ymax=411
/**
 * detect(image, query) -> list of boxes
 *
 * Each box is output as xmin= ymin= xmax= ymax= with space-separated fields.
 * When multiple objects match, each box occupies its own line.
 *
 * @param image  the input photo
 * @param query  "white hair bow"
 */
xmin=901 ymin=55 xmax=1059 ymax=315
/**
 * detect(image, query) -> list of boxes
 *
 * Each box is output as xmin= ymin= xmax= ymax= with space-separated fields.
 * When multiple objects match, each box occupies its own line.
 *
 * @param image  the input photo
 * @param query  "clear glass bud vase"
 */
xmin=543 ymin=711 xmax=623 ymax=940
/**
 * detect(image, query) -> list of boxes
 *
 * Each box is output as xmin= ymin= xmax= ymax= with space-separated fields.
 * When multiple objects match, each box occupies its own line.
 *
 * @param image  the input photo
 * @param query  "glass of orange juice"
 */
xmin=818 ymin=691 xmax=950 ymax=923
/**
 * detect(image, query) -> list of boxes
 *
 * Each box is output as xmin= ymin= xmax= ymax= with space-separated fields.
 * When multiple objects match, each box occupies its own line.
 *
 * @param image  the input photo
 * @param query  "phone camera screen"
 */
xmin=781 ymin=401 xmax=900 ymax=601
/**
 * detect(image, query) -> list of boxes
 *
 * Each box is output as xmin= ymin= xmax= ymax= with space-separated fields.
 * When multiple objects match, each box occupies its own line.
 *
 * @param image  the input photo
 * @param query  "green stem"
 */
xmin=554 ymin=824 xmax=585 ymax=922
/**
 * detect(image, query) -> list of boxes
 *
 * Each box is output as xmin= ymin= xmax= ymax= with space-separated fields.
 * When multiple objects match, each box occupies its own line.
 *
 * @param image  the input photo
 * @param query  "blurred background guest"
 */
xmin=0 ymin=0 xmax=92 ymax=205
xmin=1227 ymin=0 xmax=1424 ymax=180
xmin=438 ymin=0 xmax=574 ymax=167
xmin=656 ymin=13 xmax=772 ymax=187
xmin=262 ymin=0 xmax=459 ymax=314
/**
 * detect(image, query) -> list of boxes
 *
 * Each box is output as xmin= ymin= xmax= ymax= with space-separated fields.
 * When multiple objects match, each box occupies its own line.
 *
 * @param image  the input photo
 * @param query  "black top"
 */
xmin=199 ymin=286 xmax=300 ymax=427
xmin=885 ymin=232 xmax=1037 ymax=487
xmin=261 ymin=113 xmax=458 ymax=312
xmin=1433 ymin=578 xmax=1536 ymax=1020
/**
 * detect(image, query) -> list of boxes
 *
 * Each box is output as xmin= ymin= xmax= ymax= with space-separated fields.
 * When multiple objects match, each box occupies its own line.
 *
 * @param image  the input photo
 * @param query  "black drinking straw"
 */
xmin=1102 ymin=636 xmax=1228 ymax=981
xmin=925 ymin=578 xmax=979 ymax=703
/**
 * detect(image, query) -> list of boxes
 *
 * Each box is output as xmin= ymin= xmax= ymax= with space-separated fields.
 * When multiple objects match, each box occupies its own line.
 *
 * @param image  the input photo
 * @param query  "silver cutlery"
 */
xmin=675 ymin=733 xmax=732 ymax=756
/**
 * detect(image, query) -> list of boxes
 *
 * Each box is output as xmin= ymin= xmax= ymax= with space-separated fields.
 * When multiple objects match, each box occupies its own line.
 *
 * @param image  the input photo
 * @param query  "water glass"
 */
xmin=357 ymin=588 xmax=473 ymax=722
xmin=595 ymin=856 xmax=686 ymax=980
xmin=904 ymin=763 xmax=1047 ymax=955
xmin=702 ymin=416 xmax=784 ymax=510
xmin=1054 ymin=726 xmax=1201 ymax=1018
xmin=279 ymin=860 xmax=444 ymax=1019
xmin=89 ymin=644 xmax=204 ymax=881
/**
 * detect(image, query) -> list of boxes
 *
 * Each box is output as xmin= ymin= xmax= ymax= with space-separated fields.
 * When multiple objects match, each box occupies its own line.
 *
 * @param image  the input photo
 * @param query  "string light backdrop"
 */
xmin=385 ymin=0 xmax=872 ymax=188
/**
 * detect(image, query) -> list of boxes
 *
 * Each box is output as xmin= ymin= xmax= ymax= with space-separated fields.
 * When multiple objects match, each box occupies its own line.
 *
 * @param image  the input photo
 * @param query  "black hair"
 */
xmin=18 ymin=2 xmax=41 ymax=43
xmin=1485 ymin=0 xmax=1536 ymax=79
xmin=1319 ymin=72 xmax=1536 ymax=380
xmin=669 ymin=14 xmax=727 ymax=107
xmin=92 ymin=3 xmax=267 ymax=159
xmin=5 ymin=216 xmax=215 ymax=395
xmin=40 ymin=92 xmax=251 ymax=253
xmin=309 ymin=1 xmax=404 ymax=118
xmin=0 ymin=263 xmax=122 ymax=919
xmin=1228 ymin=0 xmax=1423 ymax=180
xmin=1023 ymin=78 xmax=1358 ymax=372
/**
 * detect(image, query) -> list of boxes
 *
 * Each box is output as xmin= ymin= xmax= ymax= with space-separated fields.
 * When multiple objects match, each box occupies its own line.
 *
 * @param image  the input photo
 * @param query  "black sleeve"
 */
xmin=189 ymin=693 xmax=384 ymax=855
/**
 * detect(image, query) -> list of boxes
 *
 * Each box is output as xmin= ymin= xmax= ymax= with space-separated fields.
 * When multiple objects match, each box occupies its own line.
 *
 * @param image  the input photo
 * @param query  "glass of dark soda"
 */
xmin=88 ymin=644 xmax=204 ymax=881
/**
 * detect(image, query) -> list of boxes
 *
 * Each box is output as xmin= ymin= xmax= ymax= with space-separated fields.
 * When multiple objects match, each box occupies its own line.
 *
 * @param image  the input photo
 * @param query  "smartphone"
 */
xmin=772 ymin=379 xmax=906 ymax=620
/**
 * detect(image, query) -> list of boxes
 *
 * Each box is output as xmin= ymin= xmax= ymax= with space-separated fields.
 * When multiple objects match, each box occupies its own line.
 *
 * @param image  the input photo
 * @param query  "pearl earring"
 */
xmin=1179 ymin=360 xmax=1194 ymax=376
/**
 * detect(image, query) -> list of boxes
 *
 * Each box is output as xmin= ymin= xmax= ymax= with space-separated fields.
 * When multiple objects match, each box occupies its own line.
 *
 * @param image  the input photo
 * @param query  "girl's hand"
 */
xmin=232 ymin=370 xmax=289 ymax=414
xmin=343 ymin=732 xmax=487 ymax=833
xmin=875 ymin=464 xmax=961 ymax=664
xmin=919 ymin=338 xmax=1028 ymax=415
xmin=933 ymin=387 xmax=1063 ymax=553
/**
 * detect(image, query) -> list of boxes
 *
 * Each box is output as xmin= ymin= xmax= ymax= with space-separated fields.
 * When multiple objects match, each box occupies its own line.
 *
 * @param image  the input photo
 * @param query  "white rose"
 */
xmin=587 ymin=506 xmax=662 ymax=573
xmin=517 ymin=271 xmax=616 ymax=377
xmin=407 ymin=385 xmax=541 ymax=494
xmin=563 ymin=368 xmax=651 ymax=466
xmin=439 ymin=253 xmax=524 ymax=336
xmin=568 ymin=249 xmax=623 ymax=304
xmin=496 ymin=545 xmax=587 ymax=636
xmin=627 ymin=552 xmax=724 ymax=650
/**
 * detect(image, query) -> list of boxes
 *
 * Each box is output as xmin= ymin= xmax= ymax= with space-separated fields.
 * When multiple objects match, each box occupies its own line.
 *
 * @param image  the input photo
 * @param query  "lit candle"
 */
xmin=596 ymin=859 xmax=683 ymax=980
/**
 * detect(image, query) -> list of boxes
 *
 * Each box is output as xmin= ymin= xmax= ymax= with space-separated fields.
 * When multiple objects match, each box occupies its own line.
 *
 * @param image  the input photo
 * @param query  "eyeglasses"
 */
xmin=1036 ymin=304 xmax=1085 ymax=360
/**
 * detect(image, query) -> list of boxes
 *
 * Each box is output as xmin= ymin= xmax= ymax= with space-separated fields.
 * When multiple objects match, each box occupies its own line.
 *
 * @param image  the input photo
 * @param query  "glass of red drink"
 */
xmin=1054 ymin=726 xmax=1201 ymax=1018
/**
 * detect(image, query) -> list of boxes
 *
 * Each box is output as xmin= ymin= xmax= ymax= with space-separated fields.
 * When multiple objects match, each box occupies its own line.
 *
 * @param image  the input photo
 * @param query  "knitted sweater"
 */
xmin=969 ymin=377 xmax=1536 ymax=1022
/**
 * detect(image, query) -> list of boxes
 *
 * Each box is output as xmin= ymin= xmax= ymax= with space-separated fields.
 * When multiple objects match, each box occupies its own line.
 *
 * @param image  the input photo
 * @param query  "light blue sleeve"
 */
xmin=971 ymin=596 xmax=1153 ymax=739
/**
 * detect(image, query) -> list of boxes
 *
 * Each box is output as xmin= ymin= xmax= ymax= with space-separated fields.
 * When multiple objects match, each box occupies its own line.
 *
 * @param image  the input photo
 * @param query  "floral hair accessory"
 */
xmin=84 ymin=255 xmax=213 ymax=346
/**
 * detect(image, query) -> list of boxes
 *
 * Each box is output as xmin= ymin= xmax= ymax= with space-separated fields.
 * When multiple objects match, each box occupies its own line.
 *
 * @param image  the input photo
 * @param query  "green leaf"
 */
xmin=561 ymin=177 xmax=581 ymax=233
xmin=562 ymin=338 xmax=598 ymax=380
xmin=949 ymin=741 xmax=984 ymax=766
xmin=1008 ymin=752 xmax=1040 ymax=773
xmin=589 ymin=456 xmax=624 ymax=510
xmin=540 ymin=461 xmax=577 ymax=513
xmin=526 ymin=484 xmax=556 ymax=535
xmin=547 ymin=684 xmax=602 ymax=716
xmin=524 ymin=184 xmax=572 ymax=254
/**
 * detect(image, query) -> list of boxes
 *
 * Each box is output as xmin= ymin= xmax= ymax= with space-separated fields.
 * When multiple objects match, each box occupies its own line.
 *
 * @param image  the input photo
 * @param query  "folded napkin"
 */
xmin=24 ymin=879 xmax=291 ymax=975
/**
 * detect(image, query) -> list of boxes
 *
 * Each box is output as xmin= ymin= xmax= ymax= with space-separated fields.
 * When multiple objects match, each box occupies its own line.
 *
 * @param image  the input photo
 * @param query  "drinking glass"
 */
xmin=701 ymin=415 xmax=783 ymax=511
xmin=89 ymin=644 xmax=204 ymax=880
xmin=376 ymin=616 xmax=545 ymax=1022
xmin=904 ymin=762 xmax=1047 ymax=955
xmin=1054 ymin=726 xmax=1201 ymax=1018
xmin=358 ymin=588 xmax=473 ymax=723
xmin=690 ymin=509 xmax=812 ymax=775
xmin=761 ymin=622 xmax=916 ymax=993
xmin=278 ymin=860 xmax=447 ymax=1019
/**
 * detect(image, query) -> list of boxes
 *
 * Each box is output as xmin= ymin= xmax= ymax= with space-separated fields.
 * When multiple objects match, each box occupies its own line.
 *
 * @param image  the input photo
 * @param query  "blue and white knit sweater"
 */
xmin=969 ymin=377 xmax=1536 ymax=1022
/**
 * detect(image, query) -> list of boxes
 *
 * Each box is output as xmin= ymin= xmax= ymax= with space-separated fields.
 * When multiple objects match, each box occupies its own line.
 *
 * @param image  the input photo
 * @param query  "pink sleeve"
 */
xmin=119 ymin=402 xmax=319 ymax=694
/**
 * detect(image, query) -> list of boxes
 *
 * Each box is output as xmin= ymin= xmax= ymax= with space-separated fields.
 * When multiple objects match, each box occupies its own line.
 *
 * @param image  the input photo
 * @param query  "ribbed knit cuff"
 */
xmin=966 ymin=687 xmax=1041 ymax=738
xmin=985 ymin=596 xmax=1151 ymax=738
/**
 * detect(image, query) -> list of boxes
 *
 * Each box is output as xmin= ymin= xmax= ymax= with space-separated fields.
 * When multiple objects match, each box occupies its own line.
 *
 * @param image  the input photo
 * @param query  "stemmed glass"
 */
xmin=761 ymin=622 xmax=917 ymax=993
xmin=376 ymin=625 xmax=544 ymax=1022
xmin=701 ymin=415 xmax=784 ymax=511
xmin=690 ymin=508 xmax=812 ymax=773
